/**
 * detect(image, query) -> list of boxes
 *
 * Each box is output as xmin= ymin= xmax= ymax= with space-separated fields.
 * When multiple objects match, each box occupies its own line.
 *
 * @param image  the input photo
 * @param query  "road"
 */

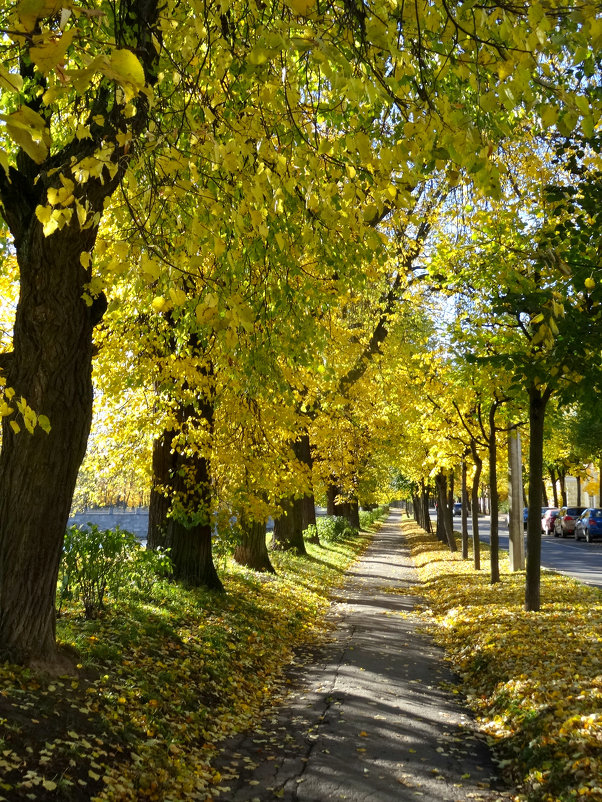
xmin=449 ymin=513 xmax=602 ymax=589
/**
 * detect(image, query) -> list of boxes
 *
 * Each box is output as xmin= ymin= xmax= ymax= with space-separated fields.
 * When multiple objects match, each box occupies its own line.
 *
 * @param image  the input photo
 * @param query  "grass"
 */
xmin=401 ymin=518 xmax=602 ymax=802
xmin=0 ymin=524 xmax=374 ymax=801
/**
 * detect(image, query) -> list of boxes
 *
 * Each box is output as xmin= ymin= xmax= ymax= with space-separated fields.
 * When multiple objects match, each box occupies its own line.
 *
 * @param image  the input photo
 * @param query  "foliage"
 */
xmin=402 ymin=519 xmax=602 ymax=801
xmin=359 ymin=506 xmax=390 ymax=531
xmin=60 ymin=525 xmax=172 ymax=618
xmin=306 ymin=515 xmax=357 ymax=543
xmin=0 ymin=528 xmax=369 ymax=800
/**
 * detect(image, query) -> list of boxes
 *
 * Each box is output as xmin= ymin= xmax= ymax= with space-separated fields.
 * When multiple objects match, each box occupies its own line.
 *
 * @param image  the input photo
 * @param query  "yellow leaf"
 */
xmin=3 ymin=107 xmax=50 ymax=164
xmin=103 ymin=49 xmax=146 ymax=90
xmin=29 ymin=28 xmax=75 ymax=74
xmin=0 ymin=66 xmax=23 ymax=93
xmin=9 ymin=420 xmax=20 ymax=434
xmin=286 ymin=0 xmax=314 ymax=14
xmin=38 ymin=414 xmax=51 ymax=433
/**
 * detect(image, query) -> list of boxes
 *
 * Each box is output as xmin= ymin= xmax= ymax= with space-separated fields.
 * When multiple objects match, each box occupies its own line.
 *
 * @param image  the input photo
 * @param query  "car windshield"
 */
xmin=567 ymin=508 xmax=586 ymax=515
xmin=588 ymin=509 xmax=602 ymax=517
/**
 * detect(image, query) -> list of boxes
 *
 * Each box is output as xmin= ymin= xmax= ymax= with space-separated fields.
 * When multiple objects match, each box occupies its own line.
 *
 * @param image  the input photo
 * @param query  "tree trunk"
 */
xmin=270 ymin=496 xmax=306 ymax=554
xmin=294 ymin=434 xmax=318 ymax=542
xmin=146 ymin=397 xmax=222 ymax=590
xmin=436 ymin=472 xmax=457 ymax=551
xmin=234 ymin=517 xmax=275 ymax=574
xmin=559 ymin=469 xmax=567 ymax=506
xmin=0 ymin=223 xmax=100 ymax=666
xmin=541 ymin=480 xmax=549 ymax=507
xmin=525 ymin=385 xmax=550 ymax=612
xmin=446 ymin=470 xmax=454 ymax=542
xmin=470 ymin=441 xmax=482 ymax=571
xmin=348 ymin=497 xmax=360 ymax=529
xmin=576 ymin=475 xmax=581 ymax=506
xmin=488 ymin=405 xmax=500 ymax=584
xmin=461 ymin=458 xmax=469 ymax=560
xmin=147 ymin=429 xmax=176 ymax=549
xmin=421 ymin=479 xmax=432 ymax=534
xmin=550 ymin=468 xmax=559 ymax=507
xmin=326 ymin=483 xmax=337 ymax=515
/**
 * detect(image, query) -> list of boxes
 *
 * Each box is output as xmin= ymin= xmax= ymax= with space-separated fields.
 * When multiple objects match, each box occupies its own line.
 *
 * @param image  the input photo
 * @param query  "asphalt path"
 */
xmin=453 ymin=513 xmax=602 ymax=589
xmin=211 ymin=509 xmax=510 ymax=801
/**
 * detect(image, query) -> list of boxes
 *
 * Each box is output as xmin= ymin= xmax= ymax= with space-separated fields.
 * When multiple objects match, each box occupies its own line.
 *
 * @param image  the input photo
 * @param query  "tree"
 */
xmin=0 ymin=0 xmax=160 ymax=666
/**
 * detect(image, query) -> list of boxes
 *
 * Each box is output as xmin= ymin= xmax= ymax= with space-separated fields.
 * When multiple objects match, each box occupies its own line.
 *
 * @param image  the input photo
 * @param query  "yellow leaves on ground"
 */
xmin=401 ymin=519 xmax=602 ymax=801
xmin=0 ymin=530 xmax=371 ymax=801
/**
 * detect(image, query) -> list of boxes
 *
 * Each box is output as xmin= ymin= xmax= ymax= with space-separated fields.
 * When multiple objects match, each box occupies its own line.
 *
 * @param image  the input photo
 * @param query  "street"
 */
xmin=455 ymin=513 xmax=602 ymax=589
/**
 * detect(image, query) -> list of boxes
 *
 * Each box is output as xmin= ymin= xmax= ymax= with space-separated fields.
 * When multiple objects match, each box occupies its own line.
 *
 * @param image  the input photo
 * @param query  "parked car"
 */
xmin=523 ymin=507 xmax=528 ymax=529
xmin=553 ymin=506 xmax=587 ymax=538
xmin=574 ymin=508 xmax=602 ymax=542
xmin=453 ymin=502 xmax=462 ymax=516
xmin=541 ymin=508 xmax=559 ymax=535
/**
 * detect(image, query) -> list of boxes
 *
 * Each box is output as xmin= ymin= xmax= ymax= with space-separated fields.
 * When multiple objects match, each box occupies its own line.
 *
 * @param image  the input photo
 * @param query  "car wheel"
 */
xmin=586 ymin=530 xmax=592 ymax=544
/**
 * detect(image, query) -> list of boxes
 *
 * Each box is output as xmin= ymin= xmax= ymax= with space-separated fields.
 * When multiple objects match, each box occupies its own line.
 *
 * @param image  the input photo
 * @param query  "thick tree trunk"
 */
xmin=234 ymin=517 xmax=275 ymax=573
xmin=270 ymin=496 xmax=306 ymax=554
xmin=294 ymin=434 xmax=318 ymax=542
xmin=326 ymin=483 xmax=337 ymax=515
xmin=576 ymin=475 xmax=581 ymax=506
xmin=146 ymin=397 xmax=222 ymax=590
xmin=470 ymin=441 xmax=482 ymax=571
xmin=525 ymin=386 xmax=550 ymax=612
xmin=147 ymin=429 xmax=176 ymax=549
xmin=0 ymin=223 xmax=100 ymax=666
xmin=488 ymin=407 xmax=500 ymax=584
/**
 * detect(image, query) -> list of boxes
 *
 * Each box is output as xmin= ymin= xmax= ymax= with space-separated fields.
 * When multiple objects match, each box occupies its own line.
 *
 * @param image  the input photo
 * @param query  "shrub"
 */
xmin=359 ymin=505 xmax=389 ymax=530
xmin=315 ymin=515 xmax=357 ymax=542
xmin=59 ymin=525 xmax=172 ymax=618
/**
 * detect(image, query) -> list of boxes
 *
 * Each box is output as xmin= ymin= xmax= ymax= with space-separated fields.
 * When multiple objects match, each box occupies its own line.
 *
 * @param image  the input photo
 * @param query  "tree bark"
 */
xmin=436 ymin=472 xmax=457 ymax=551
xmin=148 ymin=429 xmax=176 ymax=549
xmin=0 ymin=0 xmax=160 ymax=667
xmin=421 ymin=479 xmax=432 ymax=534
xmin=488 ymin=404 xmax=500 ymax=584
xmin=234 ymin=517 xmax=275 ymax=573
xmin=146 ymin=396 xmax=222 ymax=590
xmin=525 ymin=385 xmax=550 ymax=612
xmin=295 ymin=434 xmax=319 ymax=542
xmin=0 ymin=223 xmax=100 ymax=666
xmin=470 ymin=441 xmax=483 ymax=571
xmin=559 ymin=469 xmax=567 ymax=506
xmin=461 ymin=458 xmax=469 ymax=560
xmin=550 ymin=468 xmax=559 ymax=507
xmin=576 ymin=475 xmax=581 ymax=506
xmin=270 ymin=496 xmax=306 ymax=554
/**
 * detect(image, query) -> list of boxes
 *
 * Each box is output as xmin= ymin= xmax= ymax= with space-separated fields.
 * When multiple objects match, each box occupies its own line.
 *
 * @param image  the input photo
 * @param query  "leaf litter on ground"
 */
xmin=401 ymin=518 xmax=602 ymax=802
xmin=0 ymin=528 xmax=372 ymax=801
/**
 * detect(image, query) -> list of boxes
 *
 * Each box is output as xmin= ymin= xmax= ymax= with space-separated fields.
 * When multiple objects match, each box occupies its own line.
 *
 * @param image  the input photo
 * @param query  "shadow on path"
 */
xmin=211 ymin=510 xmax=512 ymax=801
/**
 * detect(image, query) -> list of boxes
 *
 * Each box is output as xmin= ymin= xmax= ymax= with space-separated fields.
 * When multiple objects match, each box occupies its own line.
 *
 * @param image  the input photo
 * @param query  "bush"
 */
xmin=359 ymin=505 xmax=389 ymax=530
xmin=59 ymin=525 xmax=172 ymax=618
xmin=314 ymin=515 xmax=357 ymax=542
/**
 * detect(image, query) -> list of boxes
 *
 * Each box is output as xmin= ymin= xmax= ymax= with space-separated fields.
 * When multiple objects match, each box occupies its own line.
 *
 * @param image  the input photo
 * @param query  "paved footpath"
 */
xmin=212 ymin=510 xmax=512 ymax=801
